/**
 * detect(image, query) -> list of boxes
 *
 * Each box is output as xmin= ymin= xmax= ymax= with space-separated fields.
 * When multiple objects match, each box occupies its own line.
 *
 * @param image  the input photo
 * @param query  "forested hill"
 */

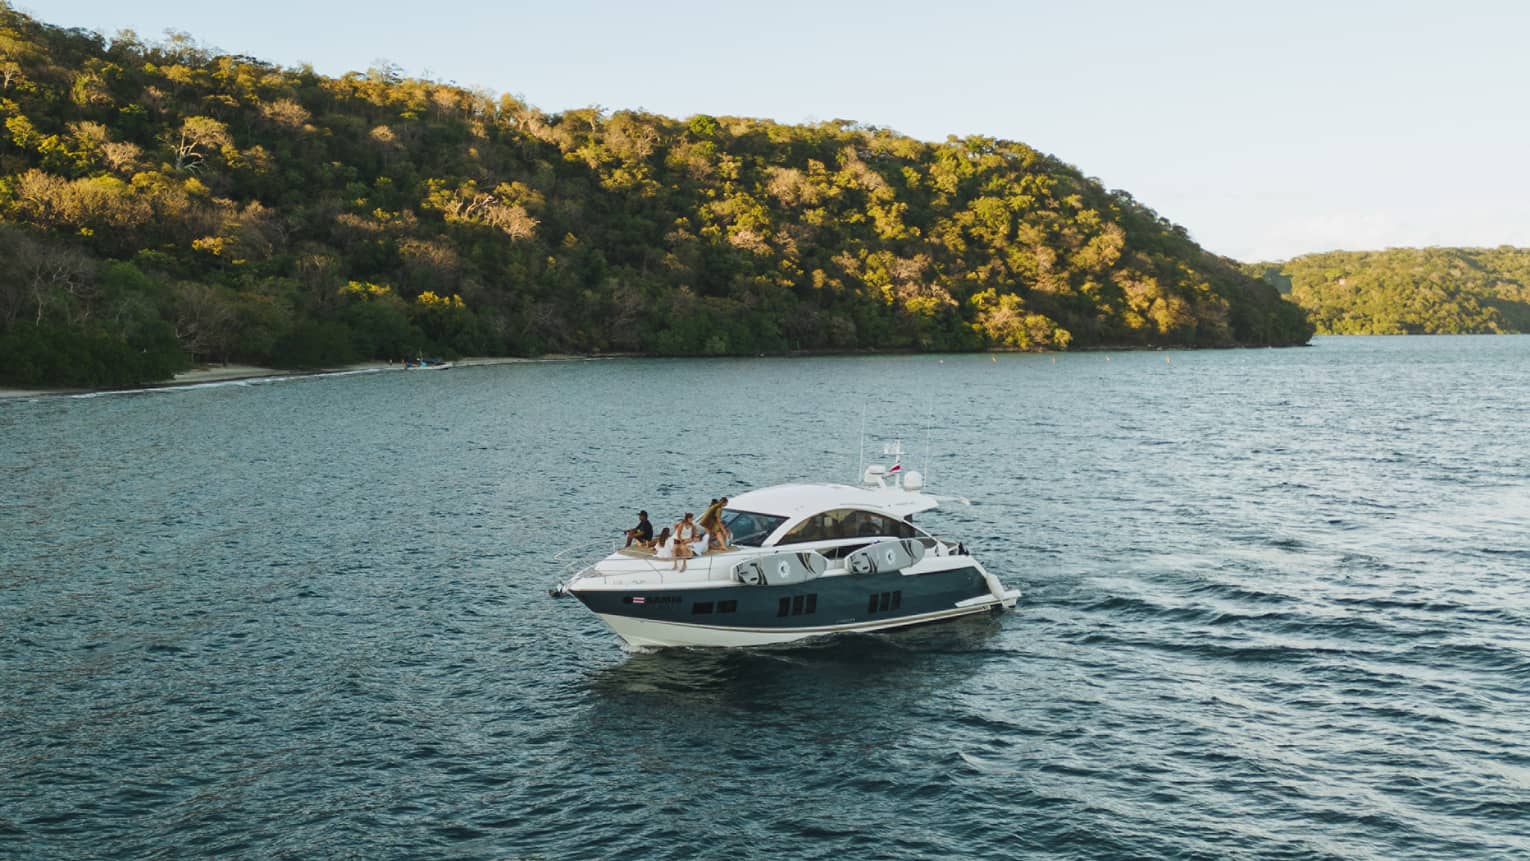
xmin=0 ymin=6 xmax=1311 ymax=387
xmin=1246 ymin=248 xmax=1530 ymax=335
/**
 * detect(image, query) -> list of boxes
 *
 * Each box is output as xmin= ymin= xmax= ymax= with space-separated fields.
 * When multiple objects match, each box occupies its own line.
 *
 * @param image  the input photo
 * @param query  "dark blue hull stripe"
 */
xmin=601 ymin=601 xmax=1000 ymax=636
xmin=574 ymin=566 xmax=990 ymax=631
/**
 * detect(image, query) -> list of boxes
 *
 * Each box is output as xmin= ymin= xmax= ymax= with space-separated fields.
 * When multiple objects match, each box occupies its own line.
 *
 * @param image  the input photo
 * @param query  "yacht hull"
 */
xmin=569 ymin=564 xmax=1018 ymax=649
xmin=595 ymin=602 xmax=1003 ymax=648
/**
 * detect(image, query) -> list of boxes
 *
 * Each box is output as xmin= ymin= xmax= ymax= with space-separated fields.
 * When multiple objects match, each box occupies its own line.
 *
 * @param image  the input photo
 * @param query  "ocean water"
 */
xmin=2 ymin=336 xmax=1527 ymax=860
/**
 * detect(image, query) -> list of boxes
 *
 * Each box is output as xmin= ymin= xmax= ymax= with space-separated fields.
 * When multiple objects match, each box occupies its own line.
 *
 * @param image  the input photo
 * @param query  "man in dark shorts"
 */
xmin=624 ymin=511 xmax=654 ymax=547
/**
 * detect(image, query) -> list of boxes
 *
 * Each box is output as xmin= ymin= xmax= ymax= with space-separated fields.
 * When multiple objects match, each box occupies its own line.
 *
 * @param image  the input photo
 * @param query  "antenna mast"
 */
xmin=922 ymin=405 xmax=934 ymax=484
xmin=855 ymin=402 xmax=867 ymax=483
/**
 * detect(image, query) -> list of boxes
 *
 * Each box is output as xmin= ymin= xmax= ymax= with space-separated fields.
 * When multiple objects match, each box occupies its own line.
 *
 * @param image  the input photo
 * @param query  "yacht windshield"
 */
xmin=720 ymin=509 xmax=787 ymax=547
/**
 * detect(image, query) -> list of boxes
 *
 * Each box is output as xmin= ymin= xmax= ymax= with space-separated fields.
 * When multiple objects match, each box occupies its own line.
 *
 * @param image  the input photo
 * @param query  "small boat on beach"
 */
xmin=552 ymin=444 xmax=1021 ymax=649
xmin=403 ymin=357 xmax=452 ymax=370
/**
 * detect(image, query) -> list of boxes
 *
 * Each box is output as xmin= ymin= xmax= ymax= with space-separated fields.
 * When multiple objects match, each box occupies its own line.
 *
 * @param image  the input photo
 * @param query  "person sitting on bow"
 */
xmin=623 ymin=510 xmax=653 ymax=548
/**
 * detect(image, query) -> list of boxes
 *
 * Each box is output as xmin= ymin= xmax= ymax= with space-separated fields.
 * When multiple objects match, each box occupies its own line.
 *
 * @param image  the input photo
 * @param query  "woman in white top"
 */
xmin=651 ymin=527 xmax=674 ymax=561
xmin=670 ymin=513 xmax=701 ymax=572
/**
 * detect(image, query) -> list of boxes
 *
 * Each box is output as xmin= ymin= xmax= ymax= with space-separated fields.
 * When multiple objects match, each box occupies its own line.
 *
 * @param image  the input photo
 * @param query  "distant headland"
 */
xmin=1245 ymin=247 xmax=1530 ymax=335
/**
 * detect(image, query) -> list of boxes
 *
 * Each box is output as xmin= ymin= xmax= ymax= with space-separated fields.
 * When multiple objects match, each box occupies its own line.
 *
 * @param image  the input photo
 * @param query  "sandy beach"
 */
xmin=0 ymin=356 xmax=546 ymax=399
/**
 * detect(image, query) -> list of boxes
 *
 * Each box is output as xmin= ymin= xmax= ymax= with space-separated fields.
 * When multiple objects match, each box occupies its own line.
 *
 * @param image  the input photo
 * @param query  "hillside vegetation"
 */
xmin=0 ymin=5 xmax=1311 ymax=387
xmin=1247 ymin=247 xmax=1530 ymax=335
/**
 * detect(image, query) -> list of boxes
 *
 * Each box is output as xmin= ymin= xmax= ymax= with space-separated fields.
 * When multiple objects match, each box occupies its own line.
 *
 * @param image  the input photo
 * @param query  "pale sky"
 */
xmin=29 ymin=0 xmax=1530 ymax=261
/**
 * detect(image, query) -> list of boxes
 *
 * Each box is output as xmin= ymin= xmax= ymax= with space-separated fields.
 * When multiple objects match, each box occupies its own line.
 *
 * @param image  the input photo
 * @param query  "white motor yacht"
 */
xmin=552 ymin=445 xmax=1021 ymax=649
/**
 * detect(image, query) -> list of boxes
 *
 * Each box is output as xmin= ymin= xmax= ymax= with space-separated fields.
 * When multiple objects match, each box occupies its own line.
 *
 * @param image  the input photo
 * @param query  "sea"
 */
xmin=1 ymin=335 xmax=1527 ymax=860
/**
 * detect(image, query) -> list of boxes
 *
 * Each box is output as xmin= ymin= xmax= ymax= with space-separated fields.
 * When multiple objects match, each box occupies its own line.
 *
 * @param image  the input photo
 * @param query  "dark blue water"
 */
xmin=3 ymin=336 xmax=1528 ymax=860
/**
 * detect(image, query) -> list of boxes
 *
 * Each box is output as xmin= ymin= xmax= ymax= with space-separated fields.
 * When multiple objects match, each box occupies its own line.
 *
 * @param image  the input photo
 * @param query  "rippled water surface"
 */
xmin=3 ymin=336 xmax=1529 ymax=859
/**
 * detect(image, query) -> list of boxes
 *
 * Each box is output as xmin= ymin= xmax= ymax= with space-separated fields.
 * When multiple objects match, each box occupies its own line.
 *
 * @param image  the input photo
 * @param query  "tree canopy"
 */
xmin=0 ymin=4 xmax=1312 ymax=386
xmin=1246 ymin=247 xmax=1530 ymax=335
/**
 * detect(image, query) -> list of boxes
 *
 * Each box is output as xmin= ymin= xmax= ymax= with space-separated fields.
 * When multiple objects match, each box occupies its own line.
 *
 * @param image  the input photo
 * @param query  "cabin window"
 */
xmin=780 ymin=510 xmax=842 ymax=544
xmin=718 ymin=600 xmax=737 ymax=613
xmin=692 ymin=602 xmax=714 ymax=615
xmin=721 ymin=509 xmax=788 ymax=547
xmin=778 ymin=509 xmax=916 ymax=545
xmin=778 ymin=594 xmax=818 ymax=617
xmin=848 ymin=510 xmax=916 ymax=539
xmin=867 ymin=591 xmax=903 ymax=614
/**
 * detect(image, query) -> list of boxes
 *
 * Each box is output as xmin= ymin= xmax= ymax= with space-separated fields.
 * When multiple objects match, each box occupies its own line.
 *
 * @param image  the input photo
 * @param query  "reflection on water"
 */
xmin=586 ymin=615 xmax=1006 ymax=700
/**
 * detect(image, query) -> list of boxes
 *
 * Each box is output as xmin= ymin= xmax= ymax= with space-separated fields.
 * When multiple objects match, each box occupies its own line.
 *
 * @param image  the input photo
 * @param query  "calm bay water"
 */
xmin=2 ymin=336 xmax=1528 ymax=860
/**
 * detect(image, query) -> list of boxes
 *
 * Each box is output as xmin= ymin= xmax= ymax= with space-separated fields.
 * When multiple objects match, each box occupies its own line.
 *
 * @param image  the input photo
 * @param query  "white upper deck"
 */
xmin=727 ymin=482 xmax=942 ymax=520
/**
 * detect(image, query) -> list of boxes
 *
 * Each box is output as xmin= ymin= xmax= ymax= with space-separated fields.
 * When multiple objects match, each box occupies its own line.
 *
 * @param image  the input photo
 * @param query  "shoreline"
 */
xmin=0 ymin=356 xmax=557 ymax=399
xmin=0 ymin=340 xmax=1345 ymax=400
